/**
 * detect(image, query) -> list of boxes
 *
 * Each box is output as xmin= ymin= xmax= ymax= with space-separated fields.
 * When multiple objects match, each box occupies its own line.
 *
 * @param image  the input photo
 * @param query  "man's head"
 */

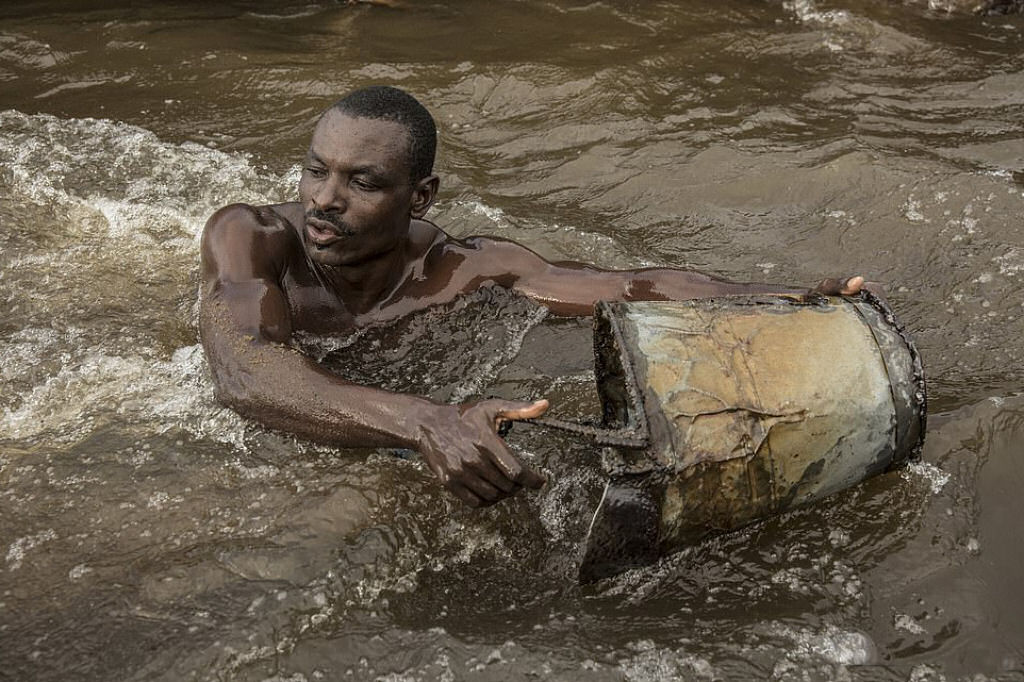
xmin=330 ymin=85 xmax=437 ymax=183
xmin=298 ymin=86 xmax=440 ymax=268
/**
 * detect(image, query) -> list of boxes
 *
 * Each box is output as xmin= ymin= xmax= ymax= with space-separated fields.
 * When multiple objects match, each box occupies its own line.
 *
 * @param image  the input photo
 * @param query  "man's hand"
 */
xmin=810 ymin=275 xmax=865 ymax=296
xmin=416 ymin=399 xmax=549 ymax=507
xmin=810 ymin=275 xmax=889 ymax=302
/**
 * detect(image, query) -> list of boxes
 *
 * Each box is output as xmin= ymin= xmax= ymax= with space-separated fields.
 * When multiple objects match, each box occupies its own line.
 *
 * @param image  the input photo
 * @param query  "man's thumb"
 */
xmin=496 ymin=398 xmax=549 ymax=422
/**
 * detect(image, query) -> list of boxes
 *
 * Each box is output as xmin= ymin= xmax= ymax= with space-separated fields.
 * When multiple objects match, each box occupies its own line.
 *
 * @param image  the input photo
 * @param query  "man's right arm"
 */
xmin=198 ymin=204 xmax=546 ymax=507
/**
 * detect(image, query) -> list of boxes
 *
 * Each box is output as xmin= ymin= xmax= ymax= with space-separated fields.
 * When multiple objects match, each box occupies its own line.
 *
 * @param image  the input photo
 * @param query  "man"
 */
xmin=199 ymin=85 xmax=866 ymax=508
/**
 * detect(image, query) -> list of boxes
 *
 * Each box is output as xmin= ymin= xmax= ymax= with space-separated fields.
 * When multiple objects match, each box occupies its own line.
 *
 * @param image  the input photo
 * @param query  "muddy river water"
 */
xmin=1 ymin=1 xmax=1023 ymax=680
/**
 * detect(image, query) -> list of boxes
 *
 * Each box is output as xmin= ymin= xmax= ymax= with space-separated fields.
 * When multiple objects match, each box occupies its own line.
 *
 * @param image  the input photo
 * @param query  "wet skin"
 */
xmin=199 ymin=111 xmax=867 ymax=507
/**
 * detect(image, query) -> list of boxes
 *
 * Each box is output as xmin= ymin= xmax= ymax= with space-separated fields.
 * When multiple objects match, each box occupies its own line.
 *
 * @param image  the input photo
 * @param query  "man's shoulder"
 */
xmin=204 ymin=202 xmax=300 ymax=239
xmin=422 ymin=231 xmax=549 ymax=288
xmin=436 ymin=232 xmax=528 ymax=256
xmin=202 ymin=202 xmax=303 ymax=255
xmin=449 ymin=233 xmax=545 ymax=266
xmin=201 ymin=202 xmax=303 ymax=275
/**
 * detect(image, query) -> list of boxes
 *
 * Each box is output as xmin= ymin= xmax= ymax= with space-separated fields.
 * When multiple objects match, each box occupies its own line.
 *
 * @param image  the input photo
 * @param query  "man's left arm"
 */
xmin=468 ymin=238 xmax=867 ymax=316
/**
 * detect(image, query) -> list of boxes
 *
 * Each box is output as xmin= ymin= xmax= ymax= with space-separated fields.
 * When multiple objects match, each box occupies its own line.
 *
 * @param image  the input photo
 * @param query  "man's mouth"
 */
xmin=305 ymin=215 xmax=353 ymax=247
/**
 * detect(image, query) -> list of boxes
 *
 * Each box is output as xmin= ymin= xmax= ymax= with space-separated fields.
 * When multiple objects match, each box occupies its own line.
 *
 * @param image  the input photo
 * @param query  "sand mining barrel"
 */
xmin=576 ymin=293 xmax=926 ymax=582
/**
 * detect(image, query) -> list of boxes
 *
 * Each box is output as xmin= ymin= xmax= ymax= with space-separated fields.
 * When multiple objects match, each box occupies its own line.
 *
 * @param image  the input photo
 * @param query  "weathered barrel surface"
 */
xmin=579 ymin=293 xmax=926 ymax=582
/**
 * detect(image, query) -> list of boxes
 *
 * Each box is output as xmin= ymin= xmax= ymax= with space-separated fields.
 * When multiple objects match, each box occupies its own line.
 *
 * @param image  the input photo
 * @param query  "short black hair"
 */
xmin=330 ymin=85 xmax=437 ymax=182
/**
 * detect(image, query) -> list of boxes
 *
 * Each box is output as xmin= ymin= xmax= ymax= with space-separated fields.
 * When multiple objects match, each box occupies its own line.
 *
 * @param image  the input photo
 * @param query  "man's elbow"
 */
xmin=208 ymin=365 xmax=266 ymax=420
xmin=212 ymin=381 xmax=243 ymax=411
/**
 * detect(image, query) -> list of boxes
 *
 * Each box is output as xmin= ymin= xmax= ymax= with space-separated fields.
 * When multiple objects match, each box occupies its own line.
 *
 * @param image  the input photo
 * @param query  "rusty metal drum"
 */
xmin=571 ymin=293 xmax=926 ymax=582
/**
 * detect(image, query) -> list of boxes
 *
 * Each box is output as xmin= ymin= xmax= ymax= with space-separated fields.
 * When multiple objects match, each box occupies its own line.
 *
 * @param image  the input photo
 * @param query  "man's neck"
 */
xmin=311 ymin=244 xmax=413 ymax=316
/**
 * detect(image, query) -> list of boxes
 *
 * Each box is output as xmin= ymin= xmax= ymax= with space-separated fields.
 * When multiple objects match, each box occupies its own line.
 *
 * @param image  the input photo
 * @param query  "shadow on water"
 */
xmin=1 ymin=1 xmax=1024 ymax=680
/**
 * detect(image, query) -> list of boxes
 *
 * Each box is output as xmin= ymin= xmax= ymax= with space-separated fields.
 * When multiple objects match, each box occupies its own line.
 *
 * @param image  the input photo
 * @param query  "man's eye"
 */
xmin=305 ymin=167 xmax=327 ymax=178
xmin=351 ymin=178 xmax=379 ymax=191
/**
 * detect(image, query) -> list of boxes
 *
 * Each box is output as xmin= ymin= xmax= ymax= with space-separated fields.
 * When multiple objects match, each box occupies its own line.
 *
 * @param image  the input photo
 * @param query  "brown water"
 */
xmin=1 ymin=1 xmax=1023 ymax=680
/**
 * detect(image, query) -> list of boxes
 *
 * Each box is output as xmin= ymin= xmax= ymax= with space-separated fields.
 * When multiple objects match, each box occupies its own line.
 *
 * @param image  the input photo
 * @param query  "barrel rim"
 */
xmin=522 ymin=299 xmax=652 ymax=449
xmin=856 ymin=289 xmax=928 ymax=461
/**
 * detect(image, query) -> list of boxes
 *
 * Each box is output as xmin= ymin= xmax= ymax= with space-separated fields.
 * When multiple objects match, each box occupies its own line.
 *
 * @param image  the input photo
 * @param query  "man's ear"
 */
xmin=410 ymin=174 xmax=439 ymax=218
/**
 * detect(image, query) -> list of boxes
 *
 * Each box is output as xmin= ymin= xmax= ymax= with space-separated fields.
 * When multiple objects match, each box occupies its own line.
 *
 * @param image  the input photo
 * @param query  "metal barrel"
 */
xmin=577 ymin=292 xmax=926 ymax=583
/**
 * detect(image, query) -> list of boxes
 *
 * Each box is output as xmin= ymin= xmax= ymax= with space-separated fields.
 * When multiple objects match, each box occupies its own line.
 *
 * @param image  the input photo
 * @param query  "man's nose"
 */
xmin=312 ymin=175 xmax=347 ymax=212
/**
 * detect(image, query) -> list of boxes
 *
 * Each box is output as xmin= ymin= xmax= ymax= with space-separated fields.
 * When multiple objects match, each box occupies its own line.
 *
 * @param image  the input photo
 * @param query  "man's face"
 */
xmin=297 ymin=110 xmax=427 ymax=267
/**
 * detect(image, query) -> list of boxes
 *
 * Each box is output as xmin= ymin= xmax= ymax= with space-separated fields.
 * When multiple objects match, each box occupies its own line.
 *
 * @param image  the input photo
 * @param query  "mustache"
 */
xmin=306 ymin=209 xmax=355 ymax=236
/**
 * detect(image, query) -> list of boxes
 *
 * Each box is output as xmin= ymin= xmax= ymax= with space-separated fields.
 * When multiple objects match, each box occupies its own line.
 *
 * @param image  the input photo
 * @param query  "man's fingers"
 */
xmin=840 ymin=275 xmax=864 ymax=295
xmin=488 ymin=399 xmax=548 ymax=489
xmin=460 ymin=474 xmax=503 ymax=503
xmin=449 ymin=482 xmax=485 ymax=508
xmin=486 ymin=439 xmax=546 ymax=490
xmin=428 ymin=399 xmax=549 ymax=509
xmin=811 ymin=278 xmax=839 ymax=295
xmin=423 ymin=448 xmax=507 ymax=504
xmin=516 ymin=464 xmax=546 ymax=490
xmin=494 ymin=399 xmax=549 ymax=424
xmin=470 ymin=456 xmax=521 ymax=494
xmin=813 ymin=275 xmax=866 ymax=296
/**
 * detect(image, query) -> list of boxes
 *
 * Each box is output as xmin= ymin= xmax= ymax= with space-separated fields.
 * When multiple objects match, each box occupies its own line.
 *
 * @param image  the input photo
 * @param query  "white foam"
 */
xmin=903 ymin=461 xmax=950 ymax=495
xmin=783 ymin=0 xmax=851 ymax=26
xmin=995 ymin=248 xmax=1023 ymax=277
xmin=894 ymin=612 xmax=927 ymax=635
xmin=909 ymin=664 xmax=948 ymax=681
xmin=767 ymin=621 xmax=878 ymax=665
xmin=0 ymin=343 xmax=248 ymax=450
xmin=902 ymin=196 xmax=927 ymax=223
xmin=0 ymin=327 xmax=61 ymax=383
xmin=465 ymin=199 xmax=509 ymax=225
xmin=0 ymin=115 xmax=299 ymax=453
xmin=5 ymin=529 xmax=57 ymax=571
xmin=68 ymin=563 xmax=93 ymax=581
xmin=619 ymin=640 xmax=716 ymax=681
xmin=0 ymin=110 xmax=294 ymax=242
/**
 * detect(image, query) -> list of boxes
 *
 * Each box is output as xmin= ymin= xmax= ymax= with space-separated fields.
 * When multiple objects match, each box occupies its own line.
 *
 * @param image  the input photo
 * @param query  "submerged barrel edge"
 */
xmin=577 ymin=474 xmax=663 ymax=583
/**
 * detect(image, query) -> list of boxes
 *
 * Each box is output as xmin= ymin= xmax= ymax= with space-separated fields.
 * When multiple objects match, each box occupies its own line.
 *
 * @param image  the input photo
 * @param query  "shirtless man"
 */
xmin=199 ymin=85 xmax=867 ymax=508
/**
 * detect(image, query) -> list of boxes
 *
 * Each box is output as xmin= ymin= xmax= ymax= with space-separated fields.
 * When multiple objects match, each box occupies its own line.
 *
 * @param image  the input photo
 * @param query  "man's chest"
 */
xmin=280 ymin=273 xmax=481 ymax=336
xmin=282 ymin=257 xmax=494 ymax=335
xmin=282 ymin=283 xmax=356 ymax=334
